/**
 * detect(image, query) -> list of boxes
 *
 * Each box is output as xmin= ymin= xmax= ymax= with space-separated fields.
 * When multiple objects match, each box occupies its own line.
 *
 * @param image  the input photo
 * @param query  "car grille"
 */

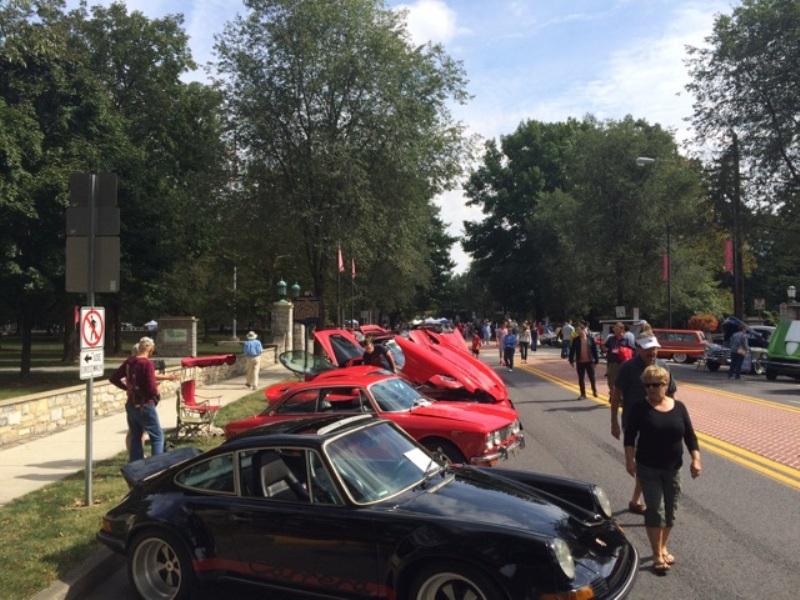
xmin=499 ymin=424 xmax=515 ymax=442
xmin=706 ymin=348 xmax=730 ymax=361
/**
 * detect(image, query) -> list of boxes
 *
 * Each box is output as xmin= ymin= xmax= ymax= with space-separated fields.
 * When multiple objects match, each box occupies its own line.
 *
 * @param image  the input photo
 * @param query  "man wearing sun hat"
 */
xmin=611 ymin=332 xmax=677 ymax=514
xmin=243 ymin=331 xmax=264 ymax=390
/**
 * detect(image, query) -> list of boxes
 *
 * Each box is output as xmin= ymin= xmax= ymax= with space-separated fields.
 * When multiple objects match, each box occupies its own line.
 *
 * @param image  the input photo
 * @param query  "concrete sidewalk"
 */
xmin=0 ymin=363 xmax=290 ymax=507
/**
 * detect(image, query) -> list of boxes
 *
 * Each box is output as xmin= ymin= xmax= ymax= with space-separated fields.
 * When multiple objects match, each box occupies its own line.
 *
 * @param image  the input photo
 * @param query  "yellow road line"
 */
xmin=681 ymin=382 xmax=800 ymax=414
xmin=518 ymin=364 xmax=800 ymax=491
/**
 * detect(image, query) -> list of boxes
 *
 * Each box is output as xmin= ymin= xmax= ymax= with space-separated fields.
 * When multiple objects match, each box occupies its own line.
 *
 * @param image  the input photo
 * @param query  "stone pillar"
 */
xmin=271 ymin=300 xmax=293 ymax=354
xmin=156 ymin=316 xmax=198 ymax=357
xmin=293 ymin=323 xmax=306 ymax=351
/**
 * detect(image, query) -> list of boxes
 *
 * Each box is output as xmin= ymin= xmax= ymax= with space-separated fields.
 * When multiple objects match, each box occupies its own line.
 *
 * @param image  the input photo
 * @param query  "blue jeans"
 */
xmin=126 ymin=403 xmax=164 ymax=462
xmin=561 ymin=340 xmax=570 ymax=358
xmin=729 ymin=352 xmax=744 ymax=379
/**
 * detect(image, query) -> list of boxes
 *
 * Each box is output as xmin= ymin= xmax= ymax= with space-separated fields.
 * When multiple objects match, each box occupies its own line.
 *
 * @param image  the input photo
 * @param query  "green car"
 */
xmin=763 ymin=320 xmax=800 ymax=381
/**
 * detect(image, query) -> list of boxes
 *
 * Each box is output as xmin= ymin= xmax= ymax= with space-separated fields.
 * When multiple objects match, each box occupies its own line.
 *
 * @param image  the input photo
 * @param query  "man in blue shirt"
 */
xmin=503 ymin=328 xmax=519 ymax=372
xmin=243 ymin=331 xmax=264 ymax=389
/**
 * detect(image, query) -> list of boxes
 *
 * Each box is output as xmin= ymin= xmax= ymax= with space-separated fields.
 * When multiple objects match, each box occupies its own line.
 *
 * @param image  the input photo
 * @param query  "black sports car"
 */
xmin=99 ymin=415 xmax=638 ymax=600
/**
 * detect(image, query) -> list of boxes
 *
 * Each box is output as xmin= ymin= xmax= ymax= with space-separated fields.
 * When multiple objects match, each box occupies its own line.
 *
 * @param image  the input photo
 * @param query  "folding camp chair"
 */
xmin=173 ymin=354 xmax=236 ymax=438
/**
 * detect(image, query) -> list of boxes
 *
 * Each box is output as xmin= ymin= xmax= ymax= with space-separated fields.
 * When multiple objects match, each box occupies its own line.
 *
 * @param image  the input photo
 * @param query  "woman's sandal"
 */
xmin=653 ymin=560 xmax=670 ymax=574
xmin=664 ymin=553 xmax=675 ymax=565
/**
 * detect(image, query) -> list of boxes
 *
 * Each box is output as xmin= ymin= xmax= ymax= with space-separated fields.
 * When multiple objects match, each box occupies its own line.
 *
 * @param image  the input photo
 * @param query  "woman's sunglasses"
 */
xmin=643 ymin=382 xmax=666 ymax=388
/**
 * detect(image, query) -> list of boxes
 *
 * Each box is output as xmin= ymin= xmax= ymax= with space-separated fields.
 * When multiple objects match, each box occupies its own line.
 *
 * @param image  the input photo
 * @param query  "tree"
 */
xmin=687 ymin=0 xmax=800 ymax=204
xmin=214 ymin=0 xmax=469 ymax=324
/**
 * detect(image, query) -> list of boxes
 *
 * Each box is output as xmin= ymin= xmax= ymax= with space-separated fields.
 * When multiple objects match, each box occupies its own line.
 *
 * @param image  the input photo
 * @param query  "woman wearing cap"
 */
xmin=624 ymin=365 xmax=701 ymax=574
xmin=243 ymin=331 xmax=264 ymax=390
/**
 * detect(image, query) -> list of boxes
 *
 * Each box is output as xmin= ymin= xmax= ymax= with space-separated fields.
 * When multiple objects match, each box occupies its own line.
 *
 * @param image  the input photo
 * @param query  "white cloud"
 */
xmin=396 ymin=0 xmax=460 ymax=45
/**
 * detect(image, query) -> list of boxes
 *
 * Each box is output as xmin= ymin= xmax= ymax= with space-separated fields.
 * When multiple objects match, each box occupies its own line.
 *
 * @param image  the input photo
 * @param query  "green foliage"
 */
xmin=687 ymin=0 xmax=800 ymax=203
xmin=462 ymin=116 xmax=728 ymax=325
xmin=214 ymin=0 xmax=468 ymax=322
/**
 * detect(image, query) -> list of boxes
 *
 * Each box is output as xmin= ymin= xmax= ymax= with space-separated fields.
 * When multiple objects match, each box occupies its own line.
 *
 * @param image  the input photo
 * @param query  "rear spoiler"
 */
xmin=120 ymin=447 xmax=202 ymax=488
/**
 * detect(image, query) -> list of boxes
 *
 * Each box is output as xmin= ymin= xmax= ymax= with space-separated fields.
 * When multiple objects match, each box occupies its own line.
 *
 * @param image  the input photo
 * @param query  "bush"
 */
xmin=688 ymin=314 xmax=719 ymax=332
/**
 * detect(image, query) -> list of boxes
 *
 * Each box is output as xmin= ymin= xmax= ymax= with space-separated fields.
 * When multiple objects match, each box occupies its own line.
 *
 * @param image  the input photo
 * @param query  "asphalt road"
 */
xmin=86 ymin=352 xmax=800 ymax=599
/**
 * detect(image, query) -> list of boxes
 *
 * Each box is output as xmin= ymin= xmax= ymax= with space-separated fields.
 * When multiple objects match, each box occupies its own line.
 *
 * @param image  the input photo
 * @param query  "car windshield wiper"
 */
xmin=414 ymin=456 xmax=444 ymax=490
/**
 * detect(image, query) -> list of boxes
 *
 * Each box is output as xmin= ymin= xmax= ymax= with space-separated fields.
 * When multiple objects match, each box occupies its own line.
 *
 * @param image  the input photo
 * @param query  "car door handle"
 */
xmin=229 ymin=514 xmax=252 ymax=523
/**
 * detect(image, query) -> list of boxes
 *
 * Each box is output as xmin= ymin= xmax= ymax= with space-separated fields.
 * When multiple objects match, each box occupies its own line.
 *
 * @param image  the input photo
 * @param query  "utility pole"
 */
xmin=232 ymin=265 xmax=238 ymax=340
xmin=731 ymin=131 xmax=745 ymax=319
xmin=666 ymin=223 xmax=672 ymax=328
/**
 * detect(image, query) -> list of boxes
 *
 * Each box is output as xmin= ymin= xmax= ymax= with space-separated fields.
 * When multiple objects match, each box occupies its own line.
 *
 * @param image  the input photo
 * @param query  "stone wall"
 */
xmin=0 ymin=346 xmax=276 ymax=448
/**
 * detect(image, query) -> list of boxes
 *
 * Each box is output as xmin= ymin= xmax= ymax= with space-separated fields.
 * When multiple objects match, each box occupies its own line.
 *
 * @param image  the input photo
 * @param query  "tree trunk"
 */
xmin=20 ymin=306 xmax=32 ymax=378
xmin=62 ymin=302 xmax=79 ymax=363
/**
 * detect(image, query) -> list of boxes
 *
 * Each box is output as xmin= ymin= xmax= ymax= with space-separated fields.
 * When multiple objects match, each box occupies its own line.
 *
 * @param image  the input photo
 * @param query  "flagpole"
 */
xmin=350 ymin=257 xmax=355 ymax=325
xmin=337 ymin=243 xmax=342 ymax=327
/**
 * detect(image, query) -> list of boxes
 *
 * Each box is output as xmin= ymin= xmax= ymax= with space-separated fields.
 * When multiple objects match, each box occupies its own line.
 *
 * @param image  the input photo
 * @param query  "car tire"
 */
xmin=672 ymin=353 xmax=688 ymax=364
xmin=766 ymin=369 xmax=777 ymax=381
xmin=752 ymin=361 xmax=765 ymax=376
xmin=128 ymin=529 xmax=196 ymax=600
xmin=408 ymin=562 xmax=505 ymax=600
xmin=423 ymin=439 xmax=466 ymax=464
xmin=707 ymin=361 xmax=720 ymax=372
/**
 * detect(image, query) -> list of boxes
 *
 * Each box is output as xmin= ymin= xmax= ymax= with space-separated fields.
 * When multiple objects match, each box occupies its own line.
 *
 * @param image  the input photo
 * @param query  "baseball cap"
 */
xmin=637 ymin=335 xmax=661 ymax=349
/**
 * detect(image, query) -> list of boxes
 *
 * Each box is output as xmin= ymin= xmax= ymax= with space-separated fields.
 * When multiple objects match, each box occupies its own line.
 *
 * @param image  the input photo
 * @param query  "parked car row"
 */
xmin=100 ymin=415 xmax=639 ymax=600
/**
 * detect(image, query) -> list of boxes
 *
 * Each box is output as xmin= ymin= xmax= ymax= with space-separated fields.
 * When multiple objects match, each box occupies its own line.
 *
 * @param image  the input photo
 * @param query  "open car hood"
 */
xmin=308 ymin=329 xmax=508 ymax=404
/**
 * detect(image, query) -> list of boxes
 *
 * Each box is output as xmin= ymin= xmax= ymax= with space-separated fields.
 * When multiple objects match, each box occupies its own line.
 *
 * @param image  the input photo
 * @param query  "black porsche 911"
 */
xmin=98 ymin=414 xmax=638 ymax=600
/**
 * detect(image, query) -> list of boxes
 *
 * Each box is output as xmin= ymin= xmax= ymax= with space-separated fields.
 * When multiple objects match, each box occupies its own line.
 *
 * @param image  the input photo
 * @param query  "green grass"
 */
xmin=0 ymin=392 xmax=265 ymax=600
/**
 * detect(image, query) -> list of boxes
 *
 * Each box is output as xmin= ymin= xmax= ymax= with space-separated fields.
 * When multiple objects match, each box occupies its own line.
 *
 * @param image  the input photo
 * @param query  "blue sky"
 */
xmin=72 ymin=0 xmax=735 ymax=271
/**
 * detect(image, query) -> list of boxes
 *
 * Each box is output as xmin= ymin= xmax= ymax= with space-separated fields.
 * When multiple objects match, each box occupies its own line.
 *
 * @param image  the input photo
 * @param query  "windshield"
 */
xmin=384 ymin=339 xmax=406 ymax=370
xmin=330 ymin=335 xmax=364 ymax=364
xmin=279 ymin=350 xmax=336 ymax=376
xmin=369 ymin=378 xmax=428 ymax=412
xmin=325 ymin=422 xmax=440 ymax=503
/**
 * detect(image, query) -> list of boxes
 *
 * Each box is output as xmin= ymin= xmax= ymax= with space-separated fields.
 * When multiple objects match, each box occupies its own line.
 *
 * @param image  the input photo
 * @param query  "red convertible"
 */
xmin=225 ymin=371 xmax=524 ymax=465
xmin=289 ymin=328 xmax=511 ymax=407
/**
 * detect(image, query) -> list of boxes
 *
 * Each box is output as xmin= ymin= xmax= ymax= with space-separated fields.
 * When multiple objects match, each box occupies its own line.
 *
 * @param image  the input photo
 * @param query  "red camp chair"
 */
xmin=174 ymin=354 xmax=236 ymax=438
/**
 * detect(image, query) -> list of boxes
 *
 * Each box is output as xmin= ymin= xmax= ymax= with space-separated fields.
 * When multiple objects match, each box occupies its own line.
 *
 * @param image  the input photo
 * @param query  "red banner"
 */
xmin=724 ymin=239 xmax=733 ymax=272
xmin=662 ymin=254 xmax=670 ymax=282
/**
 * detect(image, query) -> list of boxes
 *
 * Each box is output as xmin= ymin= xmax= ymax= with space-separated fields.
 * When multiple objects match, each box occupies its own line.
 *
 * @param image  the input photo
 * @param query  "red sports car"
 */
xmin=225 ymin=371 xmax=524 ymax=465
xmin=294 ymin=328 xmax=511 ymax=407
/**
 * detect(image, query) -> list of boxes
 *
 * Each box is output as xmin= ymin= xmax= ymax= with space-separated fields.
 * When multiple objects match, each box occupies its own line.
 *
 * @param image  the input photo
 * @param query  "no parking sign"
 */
xmin=80 ymin=307 xmax=105 ymax=380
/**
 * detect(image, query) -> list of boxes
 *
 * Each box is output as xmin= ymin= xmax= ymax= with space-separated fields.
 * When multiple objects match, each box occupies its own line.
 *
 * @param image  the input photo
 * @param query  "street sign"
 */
xmin=754 ymin=298 xmax=766 ymax=311
xmin=80 ymin=307 xmax=105 ymax=350
xmin=66 ymin=237 xmax=120 ymax=293
xmin=69 ymin=172 xmax=118 ymax=206
xmin=79 ymin=349 xmax=104 ymax=380
xmin=632 ymin=307 xmax=640 ymax=321
xmin=615 ymin=305 xmax=626 ymax=318
xmin=294 ymin=297 xmax=321 ymax=320
xmin=66 ymin=206 xmax=120 ymax=236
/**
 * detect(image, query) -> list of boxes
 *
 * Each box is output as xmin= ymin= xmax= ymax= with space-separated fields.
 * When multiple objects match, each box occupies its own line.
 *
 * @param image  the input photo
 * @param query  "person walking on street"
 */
xmin=519 ymin=323 xmax=532 ymax=364
xmin=728 ymin=323 xmax=750 ymax=380
xmin=561 ymin=319 xmax=574 ymax=359
xmin=624 ymin=365 xmax=702 ymax=574
xmin=530 ymin=322 xmax=539 ymax=358
xmin=243 ymin=331 xmax=264 ymax=390
xmin=569 ymin=323 xmax=599 ymax=399
xmin=496 ymin=321 xmax=509 ymax=365
xmin=605 ymin=322 xmax=634 ymax=392
xmin=611 ymin=333 xmax=677 ymax=515
xmin=110 ymin=337 xmax=175 ymax=462
xmin=503 ymin=327 xmax=519 ymax=371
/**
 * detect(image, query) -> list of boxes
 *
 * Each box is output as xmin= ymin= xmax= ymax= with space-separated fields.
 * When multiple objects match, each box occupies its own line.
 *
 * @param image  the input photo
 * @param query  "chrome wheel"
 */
xmin=415 ymin=572 xmax=490 ymax=600
xmin=672 ymin=353 xmax=688 ymax=363
xmin=131 ymin=536 xmax=183 ymax=600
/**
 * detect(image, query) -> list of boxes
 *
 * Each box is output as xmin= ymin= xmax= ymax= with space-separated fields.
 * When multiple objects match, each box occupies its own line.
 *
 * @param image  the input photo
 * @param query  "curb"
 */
xmin=30 ymin=547 xmax=124 ymax=600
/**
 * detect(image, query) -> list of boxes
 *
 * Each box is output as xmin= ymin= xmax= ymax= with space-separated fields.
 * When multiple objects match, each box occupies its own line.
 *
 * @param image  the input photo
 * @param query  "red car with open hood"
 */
xmin=225 ymin=370 xmax=524 ymax=465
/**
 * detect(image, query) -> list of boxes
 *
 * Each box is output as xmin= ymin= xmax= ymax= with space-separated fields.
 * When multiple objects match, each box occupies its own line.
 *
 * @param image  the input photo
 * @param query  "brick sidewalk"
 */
xmin=526 ymin=355 xmax=800 ymax=470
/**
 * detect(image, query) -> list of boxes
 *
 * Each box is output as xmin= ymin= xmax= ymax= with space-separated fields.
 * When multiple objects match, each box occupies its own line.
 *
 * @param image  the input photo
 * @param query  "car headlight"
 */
xmin=511 ymin=419 xmax=520 ymax=435
xmin=485 ymin=433 xmax=495 ymax=449
xmin=592 ymin=485 xmax=612 ymax=518
xmin=493 ymin=430 xmax=502 ymax=445
xmin=550 ymin=537 xmax=575 ymax=579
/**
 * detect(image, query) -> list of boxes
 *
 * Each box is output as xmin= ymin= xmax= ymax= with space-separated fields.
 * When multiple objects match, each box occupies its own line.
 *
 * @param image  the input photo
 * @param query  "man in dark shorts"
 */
xmin=611 ymin=334 xmax=676 ymax=514
xmin=362 ymin=336 xmax=397 ymax=373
